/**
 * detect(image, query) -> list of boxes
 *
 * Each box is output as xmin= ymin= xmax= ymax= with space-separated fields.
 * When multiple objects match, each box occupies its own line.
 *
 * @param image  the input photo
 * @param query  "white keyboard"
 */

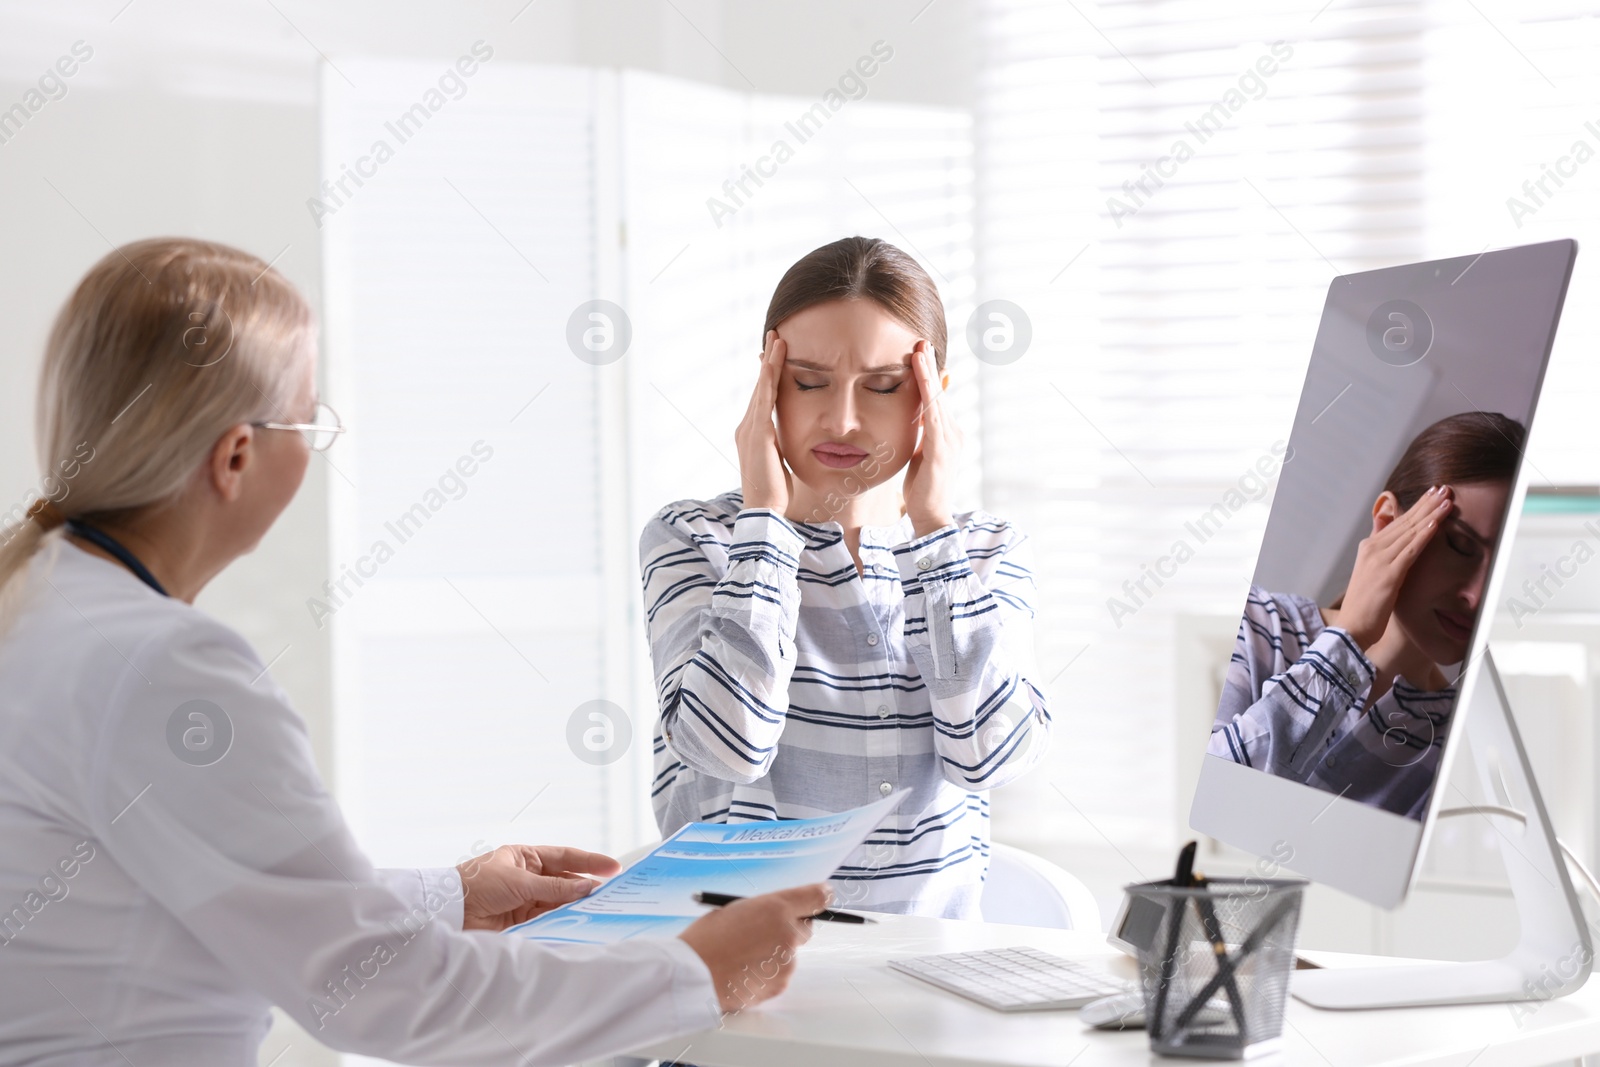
xmin=888 ymin=946 xmax=1133 ymax=1012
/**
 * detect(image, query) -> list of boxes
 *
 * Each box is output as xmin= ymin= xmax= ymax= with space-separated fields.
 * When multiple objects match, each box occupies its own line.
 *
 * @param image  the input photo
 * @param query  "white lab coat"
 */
xmin=0 ymin=542 xmax=720 ymax=1066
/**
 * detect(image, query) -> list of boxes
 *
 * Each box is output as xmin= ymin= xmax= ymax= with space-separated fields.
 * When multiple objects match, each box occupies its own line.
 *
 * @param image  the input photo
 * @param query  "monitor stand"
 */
xmin=1292 ymin=647 xmax=1594 ymax=1010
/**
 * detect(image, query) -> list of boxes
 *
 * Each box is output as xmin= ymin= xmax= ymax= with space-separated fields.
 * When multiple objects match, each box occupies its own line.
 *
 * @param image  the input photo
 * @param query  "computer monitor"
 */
xmin=1189 ymin=239 xmax=1578 ymax=911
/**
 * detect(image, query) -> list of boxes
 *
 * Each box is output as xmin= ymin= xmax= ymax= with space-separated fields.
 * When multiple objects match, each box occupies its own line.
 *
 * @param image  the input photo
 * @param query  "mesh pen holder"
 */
xmin=1125 ymin=877 xmax=1307 ymax=1060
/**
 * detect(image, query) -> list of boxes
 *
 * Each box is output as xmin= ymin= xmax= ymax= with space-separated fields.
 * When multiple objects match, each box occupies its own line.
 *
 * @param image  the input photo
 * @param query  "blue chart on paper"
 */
xmin=504 ymin=790 xmax=908 ymax=944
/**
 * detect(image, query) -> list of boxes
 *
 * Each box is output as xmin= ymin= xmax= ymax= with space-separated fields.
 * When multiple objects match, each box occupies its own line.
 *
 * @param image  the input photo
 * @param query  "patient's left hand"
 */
xmin=457 ymin=844 xmax=621 ymax=931
xmin=904 ymin=340 xmax=960 ymax=538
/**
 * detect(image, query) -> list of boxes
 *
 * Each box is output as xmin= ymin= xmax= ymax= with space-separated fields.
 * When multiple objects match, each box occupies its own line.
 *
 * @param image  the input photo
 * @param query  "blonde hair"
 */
xmin=0 ymin=237 xmax=315 ymax=625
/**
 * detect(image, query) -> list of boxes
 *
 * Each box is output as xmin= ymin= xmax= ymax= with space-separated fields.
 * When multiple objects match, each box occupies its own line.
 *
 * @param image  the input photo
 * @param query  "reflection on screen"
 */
xmin=1205 ymin=243 xmax=1572 ymax=821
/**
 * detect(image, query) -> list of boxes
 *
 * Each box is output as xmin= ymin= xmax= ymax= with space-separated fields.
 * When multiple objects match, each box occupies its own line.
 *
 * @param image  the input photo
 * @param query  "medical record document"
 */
xmin=504 ymin=790 xmax=909 ymax=944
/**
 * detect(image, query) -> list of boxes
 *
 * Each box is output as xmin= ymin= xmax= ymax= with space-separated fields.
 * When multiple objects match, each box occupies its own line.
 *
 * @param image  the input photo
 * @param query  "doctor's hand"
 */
xmin=903 ymin=341 xmax=960 ymax=538
xmin=1338 ymin=485 xmax=1454 ymax=651
xmin=736 ymin=330 xmax=792 ymax=514
xmin=678 ymin=883 xmax=830 ymax=1013
xmin=456 ymin=844 xmax=620 ymax=931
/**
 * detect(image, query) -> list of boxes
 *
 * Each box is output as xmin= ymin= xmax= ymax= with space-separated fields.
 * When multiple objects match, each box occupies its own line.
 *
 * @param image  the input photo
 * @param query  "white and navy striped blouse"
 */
xmin=639 ymin=491 xmax=1053 ymax=918
xmin=1207 ymin=584 xmax=1455 ymax=820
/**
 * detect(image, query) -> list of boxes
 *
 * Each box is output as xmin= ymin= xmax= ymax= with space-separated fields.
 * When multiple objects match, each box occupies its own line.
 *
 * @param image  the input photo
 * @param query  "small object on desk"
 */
xmin=691 ymin=890 xmax=875 ymax=924
xmin=888 ymin=946 xmax=1131 ymax=1012
xmin=1080 ymin=991 xmax=1149 ymax=1030
xmin=1123 ymin=840 xmax=1307 ymax=1059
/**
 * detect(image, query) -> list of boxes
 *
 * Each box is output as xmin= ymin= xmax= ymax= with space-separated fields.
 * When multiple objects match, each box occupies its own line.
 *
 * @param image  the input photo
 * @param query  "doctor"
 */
xmin=0 ymin=237 xmax=826 ymax=1067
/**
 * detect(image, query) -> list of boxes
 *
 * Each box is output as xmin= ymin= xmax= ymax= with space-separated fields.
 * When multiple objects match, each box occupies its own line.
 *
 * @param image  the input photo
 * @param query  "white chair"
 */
xmin=979 ymin=841 xmax=1102 ymax=932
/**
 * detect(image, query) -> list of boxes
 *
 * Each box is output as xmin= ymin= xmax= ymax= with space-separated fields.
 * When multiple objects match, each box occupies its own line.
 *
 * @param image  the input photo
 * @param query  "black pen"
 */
xmin=692 ymin=891 xmax=876 ymax=924
xmin=1150 ymin=841 xmax=1198 ymax=1038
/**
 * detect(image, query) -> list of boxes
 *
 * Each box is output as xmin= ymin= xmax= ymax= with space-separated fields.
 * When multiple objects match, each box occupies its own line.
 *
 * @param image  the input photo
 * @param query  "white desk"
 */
xmin=621 ymin=915 xmax=1600 ymax=1067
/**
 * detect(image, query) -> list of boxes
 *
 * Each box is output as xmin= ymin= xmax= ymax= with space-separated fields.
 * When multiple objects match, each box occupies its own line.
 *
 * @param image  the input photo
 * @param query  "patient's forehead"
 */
xmin=1444 ymin=481 xmax=1510 ymax=542
xmin=779 ymin=299 xmax=918 ymax=372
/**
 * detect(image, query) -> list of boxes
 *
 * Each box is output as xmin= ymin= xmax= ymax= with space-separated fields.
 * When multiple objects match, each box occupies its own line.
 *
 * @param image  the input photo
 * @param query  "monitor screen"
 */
xmin=1190 ymin=239 xmax=1577 ymax=906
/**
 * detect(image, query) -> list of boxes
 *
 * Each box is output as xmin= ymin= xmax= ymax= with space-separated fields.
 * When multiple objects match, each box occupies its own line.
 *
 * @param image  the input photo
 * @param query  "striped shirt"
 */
xmin=1207 ymin=584 xmax=1454 ymax=819
xmin=639 ymin=490 xmax=1053 ymax=918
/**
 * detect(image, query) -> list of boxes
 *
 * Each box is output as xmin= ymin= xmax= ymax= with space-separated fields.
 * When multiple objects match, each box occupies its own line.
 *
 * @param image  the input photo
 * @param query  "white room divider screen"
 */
xmin=319 ymin=57 xmax=622 ymax=870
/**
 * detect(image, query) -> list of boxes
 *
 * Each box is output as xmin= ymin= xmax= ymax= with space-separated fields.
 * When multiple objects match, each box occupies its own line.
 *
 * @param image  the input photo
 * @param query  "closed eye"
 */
xmin=1444 ymin=517 xmax=1490 ymax=558
xmin=792 ymin=377 xmax=905 ymax=394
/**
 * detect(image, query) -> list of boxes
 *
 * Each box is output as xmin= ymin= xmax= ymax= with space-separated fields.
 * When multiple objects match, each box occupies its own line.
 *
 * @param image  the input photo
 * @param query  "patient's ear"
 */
xmin=1370 ymin=490 xmax=1401 ymax=534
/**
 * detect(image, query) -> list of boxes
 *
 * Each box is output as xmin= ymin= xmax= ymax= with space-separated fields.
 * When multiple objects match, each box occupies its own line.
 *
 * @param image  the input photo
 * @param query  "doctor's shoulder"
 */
xmin=104 ymin=603 xmax=291 ymax=717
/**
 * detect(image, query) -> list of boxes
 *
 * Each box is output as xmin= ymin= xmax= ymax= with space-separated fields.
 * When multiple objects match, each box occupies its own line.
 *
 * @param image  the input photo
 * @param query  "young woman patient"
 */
xmin=640 ymin=236 xmax=1054 ymax=918
xmin=1208 ymin=411 xmax=1524 ymax=819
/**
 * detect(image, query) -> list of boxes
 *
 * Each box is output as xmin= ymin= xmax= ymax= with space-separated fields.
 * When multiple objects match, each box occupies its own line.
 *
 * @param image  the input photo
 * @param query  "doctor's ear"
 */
xmin=1370 ymin=490 xmax=1401 ymax=534
xmin=207 ymin=424 xmax=255 ymax=502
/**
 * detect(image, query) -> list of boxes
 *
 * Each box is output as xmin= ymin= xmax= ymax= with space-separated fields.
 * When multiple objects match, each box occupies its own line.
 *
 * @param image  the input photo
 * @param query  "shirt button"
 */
xmin=879 ymin=781 xmax=893 ymax=796
xmin=916 ymin=557 xmax=933 ymax=571
xmin=876 ymin=704 xmax=890 ymax=718
xmin=866 ymin=634 xmax=879 ymax=647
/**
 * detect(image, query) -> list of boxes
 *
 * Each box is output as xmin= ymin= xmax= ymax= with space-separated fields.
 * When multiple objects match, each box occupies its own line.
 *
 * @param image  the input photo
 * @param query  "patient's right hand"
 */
xmin=735 ymin=330 xmax=792 ymax=514
xmin=1339 ymin=485 xmax=1453 ymax=650
xmin=678 ymin=883 xmax=830 ymax=1013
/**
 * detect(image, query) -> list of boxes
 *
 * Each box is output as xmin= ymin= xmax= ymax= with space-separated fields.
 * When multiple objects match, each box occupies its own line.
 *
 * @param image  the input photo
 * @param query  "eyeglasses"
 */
xmin=253 ymin=401 xmax=346 ymax=452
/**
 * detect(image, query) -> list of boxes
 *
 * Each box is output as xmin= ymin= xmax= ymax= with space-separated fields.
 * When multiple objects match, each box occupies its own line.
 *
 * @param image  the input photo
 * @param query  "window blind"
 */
xmin=976 ymin=0 xmax=1600 ymax=853
xmin=975 ymin=0 xmax=1444 ymax=849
